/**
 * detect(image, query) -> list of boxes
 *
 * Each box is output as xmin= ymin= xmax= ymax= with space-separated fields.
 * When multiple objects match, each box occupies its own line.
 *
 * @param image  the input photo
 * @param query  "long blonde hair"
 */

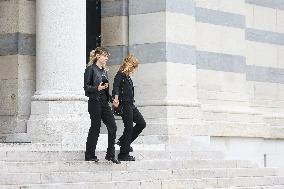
xmin=119 ymin=54 xmax=139 ymax=76
xmin=87 ymin=47 xmax=110 ymax=70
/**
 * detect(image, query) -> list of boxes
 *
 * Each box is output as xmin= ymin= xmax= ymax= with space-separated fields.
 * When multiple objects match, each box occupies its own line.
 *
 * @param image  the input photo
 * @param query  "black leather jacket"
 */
xmin=112 ymin=71 xmax=135 ymax=102
xmin=84 ymin=64 xmax=110 ymax=102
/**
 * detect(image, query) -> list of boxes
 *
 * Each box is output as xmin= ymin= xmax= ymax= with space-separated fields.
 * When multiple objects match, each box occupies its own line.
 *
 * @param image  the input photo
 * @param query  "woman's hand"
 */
xmin=113 ymin=95 xmax=119 ymax=107
xmin=113 ymin=100 xmax=119 ymax=108
xmin=98 ymin=82 xmax=108 ymax=91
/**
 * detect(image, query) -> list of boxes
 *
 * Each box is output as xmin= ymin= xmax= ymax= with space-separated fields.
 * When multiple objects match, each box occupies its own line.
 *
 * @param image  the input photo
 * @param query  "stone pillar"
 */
xmin=27 ymin=0 xmax=89 ymax=147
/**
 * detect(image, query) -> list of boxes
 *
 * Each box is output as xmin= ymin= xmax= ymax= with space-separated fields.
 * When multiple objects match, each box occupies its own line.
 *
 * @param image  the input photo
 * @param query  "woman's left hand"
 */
xmin=113 ymin=99 xmax=119 ymax=107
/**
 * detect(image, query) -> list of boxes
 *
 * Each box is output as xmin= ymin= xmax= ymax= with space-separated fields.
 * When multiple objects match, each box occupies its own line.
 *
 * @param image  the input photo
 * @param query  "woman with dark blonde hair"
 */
xmin=112 ymin=54 xmax=146 ymax=161
xmin=84 ymin=47 xmax=120 ymax=164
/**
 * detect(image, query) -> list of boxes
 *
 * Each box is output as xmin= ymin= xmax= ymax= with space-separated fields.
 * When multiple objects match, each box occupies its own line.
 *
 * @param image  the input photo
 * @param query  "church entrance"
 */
xmin=86 ymin=0 xmax=101 ymax=64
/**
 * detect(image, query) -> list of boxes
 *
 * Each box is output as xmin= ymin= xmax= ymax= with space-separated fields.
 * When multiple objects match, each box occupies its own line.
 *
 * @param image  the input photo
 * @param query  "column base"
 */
xmin=0 ymin=115 xmax=30 ymax=142
xmin=27 ymin=99 xmax=90 ymax=148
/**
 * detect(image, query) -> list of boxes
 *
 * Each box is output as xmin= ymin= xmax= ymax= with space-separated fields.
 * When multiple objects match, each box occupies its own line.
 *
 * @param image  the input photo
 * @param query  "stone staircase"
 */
xmin=1 ymin=143 xmax=284 ymax=189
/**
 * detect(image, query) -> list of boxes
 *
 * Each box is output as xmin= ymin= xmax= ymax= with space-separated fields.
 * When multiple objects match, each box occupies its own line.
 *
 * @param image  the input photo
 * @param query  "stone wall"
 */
xmin=101 ymin=0 xmax=284 ymax=137
xmin=0 ymin=0 xmax=36 ymax=142
xmin=0 ymin=0 xmax=284 ymax=169
xmin=100 ymin=0 xmax=284 ymax=170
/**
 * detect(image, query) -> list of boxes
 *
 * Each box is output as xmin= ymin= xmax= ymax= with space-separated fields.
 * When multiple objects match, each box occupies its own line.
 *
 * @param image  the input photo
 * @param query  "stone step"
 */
xmin=211 ymin=186 xmax=284 ymax=189
xmin=0 ymin=159 xmax=258 ymax=173
xmin=162 ymin=178 xmax=284 ymax=188
xmin=0 ymin=143 xmax=63 ymax=151
xmin=211 ymin=177 xmax=284 ymax=188
xmin=1 ymin=177 xmax=284 ymax=189
xmin=0 ymin=134 xmax=212 ymax=151
xmin=0 ymin=169 xmax=281 ymax=185
xmin=0 ymin=135 xmax=206 ymax=151
xmin=0 ymin=169 xmax=276 ymax=185
xmin=0 ymin=180 xmax=160 ymax=189
xmin=172 ymin=167 xmax=278 ymax=178
xmin=1 ymin=170 xmax=167 ymax=185
xmin=0 ymin=150 xmax=224 ymax=162
xmin=0 ymin=142 xmax=166 ymax=154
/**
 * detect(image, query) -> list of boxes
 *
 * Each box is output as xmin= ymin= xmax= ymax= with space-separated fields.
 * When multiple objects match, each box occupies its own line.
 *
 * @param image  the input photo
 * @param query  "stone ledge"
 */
xmin=0 ymin=133 xmax=29 ymax=143
xmin=200 ymin=121 xmax=284 ymax=139
xmin=31 ymin=93 xmax=88 ymax=101
xmin=136 ymin=99 xmax=201 ymax=107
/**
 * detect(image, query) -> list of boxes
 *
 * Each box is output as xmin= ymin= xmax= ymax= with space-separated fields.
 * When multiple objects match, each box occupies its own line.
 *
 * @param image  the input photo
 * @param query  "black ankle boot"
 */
xmin=85 ymin=155 xmax=99 ymax=162
xmin=105 ymin=156 xmax=121 ymax=164
xmin=118 ymin=155 xmax=135 ymax=161
xmin=116 ymin=141 xmax=133 ymax=152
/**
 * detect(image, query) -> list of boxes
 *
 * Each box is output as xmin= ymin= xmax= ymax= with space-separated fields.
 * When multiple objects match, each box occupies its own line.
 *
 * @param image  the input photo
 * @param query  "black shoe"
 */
xmin=105 ymin=156 xmax=121 ymax=164
xmin=118 ymin=155 xmax=135 ymax=161
xmin=116 ymin=141 xmax=133 ymax=152
xmin=85 ymin=156 xmax=99 ymax=162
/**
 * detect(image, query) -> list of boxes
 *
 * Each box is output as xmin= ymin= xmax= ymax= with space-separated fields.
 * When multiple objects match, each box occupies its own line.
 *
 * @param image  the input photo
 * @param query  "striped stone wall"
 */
xmin=100 ymin=0 xmax=284 ymax=139
xmin=100 ymin=0 xmax=203 ymax=151
xmin=0 ymin=0 xmax=36 ymax=142
xmin=0 ymin=0 xmax=283 ymax=143
xmin=245 ymin=0 xmax=284 ymax=126
xmin=195 ymin=0 xmax=247 ymax=109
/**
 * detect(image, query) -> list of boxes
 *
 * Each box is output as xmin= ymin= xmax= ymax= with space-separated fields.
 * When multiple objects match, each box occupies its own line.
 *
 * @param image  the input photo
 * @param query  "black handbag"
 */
xmin=112 ymin=104 xmax=123 ymax=116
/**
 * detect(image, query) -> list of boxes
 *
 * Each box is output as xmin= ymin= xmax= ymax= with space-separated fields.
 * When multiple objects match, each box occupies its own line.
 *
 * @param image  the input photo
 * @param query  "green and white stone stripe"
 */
xmin=0 ymin=33 xmax=35 ymax=56
xmin=246 ymin=0 xmax=284 ymax=10
xmin=246 ymin=28 xmax=284 ymax=46
xmin=106 ymin=43 xmax=284 ymax=84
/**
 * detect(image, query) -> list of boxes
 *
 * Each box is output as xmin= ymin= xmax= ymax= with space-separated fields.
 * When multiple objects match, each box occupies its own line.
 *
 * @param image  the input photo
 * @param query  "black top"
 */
xmin=84 ymin=64 xmax=110 ymax=102
xmin=112 ymin=71 xmax=135 ymax=102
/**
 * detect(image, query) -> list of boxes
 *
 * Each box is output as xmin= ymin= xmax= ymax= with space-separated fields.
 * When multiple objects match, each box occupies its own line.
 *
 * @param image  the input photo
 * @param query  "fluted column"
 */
xmin=27 ymin=0 xmax=89 ymax=147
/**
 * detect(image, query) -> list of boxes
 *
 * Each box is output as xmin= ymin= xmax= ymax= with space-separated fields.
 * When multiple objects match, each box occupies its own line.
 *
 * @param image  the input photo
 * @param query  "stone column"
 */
xmin=27 ymin=0 xmax=89 ymax=147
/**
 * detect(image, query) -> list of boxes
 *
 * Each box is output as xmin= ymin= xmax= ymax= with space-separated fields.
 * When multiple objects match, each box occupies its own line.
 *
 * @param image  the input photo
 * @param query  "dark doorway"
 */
xmin=86 ymin=0 xmax=101 ymax=64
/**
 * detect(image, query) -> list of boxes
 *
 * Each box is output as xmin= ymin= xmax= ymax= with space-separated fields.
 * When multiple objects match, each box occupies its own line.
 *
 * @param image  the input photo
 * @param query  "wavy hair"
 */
xmin=119 ymin=54 xmax=139 ymax=76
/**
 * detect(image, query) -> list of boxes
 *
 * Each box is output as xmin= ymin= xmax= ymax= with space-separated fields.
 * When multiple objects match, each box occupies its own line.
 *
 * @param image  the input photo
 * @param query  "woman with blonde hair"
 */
xmin=84 ymin=47 xmax=120 ymax=164
xmin=112 ymin=54 xmax=146 ymax=161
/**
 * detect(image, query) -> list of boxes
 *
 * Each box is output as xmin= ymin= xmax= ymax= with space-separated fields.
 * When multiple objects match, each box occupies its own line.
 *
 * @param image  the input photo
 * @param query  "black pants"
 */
xmin=85 ymin=98 xmax=117 ymax=158
xmin=118 ymin=102 xmax=146 ymax=157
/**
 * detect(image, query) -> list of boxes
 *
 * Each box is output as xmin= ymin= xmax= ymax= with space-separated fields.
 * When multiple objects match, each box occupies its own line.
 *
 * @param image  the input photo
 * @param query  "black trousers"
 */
xmin=85 ymin=98 xmax=117 ymax=158
xmin=118 ymin=102 xmax=146 ymax=157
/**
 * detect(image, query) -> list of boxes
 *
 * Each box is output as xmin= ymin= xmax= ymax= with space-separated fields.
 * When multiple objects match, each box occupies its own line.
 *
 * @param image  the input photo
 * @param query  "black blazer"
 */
xmin=84 ymin=64 xmax=110 ymax=102
xmin=112 ymin=71 xmax=134 ymax=102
